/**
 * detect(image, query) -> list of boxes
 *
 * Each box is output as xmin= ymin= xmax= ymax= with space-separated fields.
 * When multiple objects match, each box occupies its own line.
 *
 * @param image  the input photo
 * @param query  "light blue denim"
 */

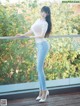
xmin=36 ymin=40 xmax=50 ymax=90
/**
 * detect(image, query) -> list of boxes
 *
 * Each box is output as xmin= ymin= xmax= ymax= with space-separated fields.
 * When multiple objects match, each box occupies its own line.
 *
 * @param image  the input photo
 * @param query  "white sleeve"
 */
xmin=40 ymin=22 xmax=48 ymax=37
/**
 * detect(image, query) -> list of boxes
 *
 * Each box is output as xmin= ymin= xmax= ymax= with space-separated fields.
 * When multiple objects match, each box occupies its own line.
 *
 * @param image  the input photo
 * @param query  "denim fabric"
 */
xmin=36 ymin=41 xmax=50 ymax=90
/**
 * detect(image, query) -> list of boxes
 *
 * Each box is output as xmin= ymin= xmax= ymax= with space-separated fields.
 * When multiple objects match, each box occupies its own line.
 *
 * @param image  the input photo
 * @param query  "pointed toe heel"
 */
xmin=39 ymin=90 xmax=49 ymax=103
xmin=36 ymin=96 xmax=42 ymax=101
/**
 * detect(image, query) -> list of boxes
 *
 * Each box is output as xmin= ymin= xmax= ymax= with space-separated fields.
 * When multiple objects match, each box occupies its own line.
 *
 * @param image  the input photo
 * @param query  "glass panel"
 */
xmin=70 ymin=37 xmax=80 ymax=78
xmin=48 ymin=36 xmax=80 ymax=81
xmin=0 ymin=38 xmax=37 ymax=84
xmin=0 ymin=35 xmax=80 ymax=85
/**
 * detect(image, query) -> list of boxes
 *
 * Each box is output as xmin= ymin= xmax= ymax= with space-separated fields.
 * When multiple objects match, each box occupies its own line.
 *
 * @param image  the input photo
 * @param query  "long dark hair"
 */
xmin=41 ymin=6 xmax=52 ymax=38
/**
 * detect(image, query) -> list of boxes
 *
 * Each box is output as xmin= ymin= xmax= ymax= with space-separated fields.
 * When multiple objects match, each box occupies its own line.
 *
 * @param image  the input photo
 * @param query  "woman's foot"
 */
xmin=39 ymin=90 xmax=49 ymax=103
xmin=36 ymin=90 xmax=42 ymax=100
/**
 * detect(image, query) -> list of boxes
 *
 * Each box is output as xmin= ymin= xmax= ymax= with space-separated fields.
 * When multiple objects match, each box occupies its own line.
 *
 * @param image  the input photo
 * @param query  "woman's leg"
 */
xmin=36 ymin=41 xmax=50 ymax=90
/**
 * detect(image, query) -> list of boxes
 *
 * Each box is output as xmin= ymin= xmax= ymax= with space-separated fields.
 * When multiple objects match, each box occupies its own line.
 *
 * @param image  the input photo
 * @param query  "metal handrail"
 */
xmin=0 ymin=35 xmax=80 ymax=40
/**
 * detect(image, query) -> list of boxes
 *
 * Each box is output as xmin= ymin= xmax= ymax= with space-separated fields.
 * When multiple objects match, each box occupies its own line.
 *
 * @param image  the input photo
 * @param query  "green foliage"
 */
xmin=0 ymin=2 xmax=80 ymax=85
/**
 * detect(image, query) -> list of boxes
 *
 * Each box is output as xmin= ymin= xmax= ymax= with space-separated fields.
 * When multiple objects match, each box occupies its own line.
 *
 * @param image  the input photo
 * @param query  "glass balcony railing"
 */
xmin=0 ymin=35 xmax=80 ymax=94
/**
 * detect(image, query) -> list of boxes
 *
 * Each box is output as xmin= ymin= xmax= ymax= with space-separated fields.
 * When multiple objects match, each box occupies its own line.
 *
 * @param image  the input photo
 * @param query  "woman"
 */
xmin=16 ymin=6 xmax=52 ymax=102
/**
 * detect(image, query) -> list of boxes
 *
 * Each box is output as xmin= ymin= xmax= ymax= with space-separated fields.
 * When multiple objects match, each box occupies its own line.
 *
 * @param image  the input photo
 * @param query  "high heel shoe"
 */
xmin=39 ymin=90 xmax=49 ymax=103
xmin=36 ymin=91 xmax=42 ymax=101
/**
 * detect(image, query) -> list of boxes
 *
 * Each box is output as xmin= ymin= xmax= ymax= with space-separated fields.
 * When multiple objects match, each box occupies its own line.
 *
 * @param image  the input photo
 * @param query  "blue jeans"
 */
xmin=36 ymin=41 xmax=50 ymax=90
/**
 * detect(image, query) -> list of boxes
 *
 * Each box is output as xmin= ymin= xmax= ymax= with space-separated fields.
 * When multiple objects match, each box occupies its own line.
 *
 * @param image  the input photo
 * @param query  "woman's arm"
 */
xmin=16 ymin=19 xmax=38 ymax=36
xmin=23 ymin=29 xmax=33 ymax=36
xmin=16 ymin=29 xmax=33 ymax=36
xmin=16 ymin=30 xmax=41 ymax=38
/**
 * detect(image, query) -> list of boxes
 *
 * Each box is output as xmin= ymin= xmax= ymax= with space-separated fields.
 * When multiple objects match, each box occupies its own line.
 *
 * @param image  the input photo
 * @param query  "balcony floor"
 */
xmin=8 ymin=92 xmax=80 ymax=106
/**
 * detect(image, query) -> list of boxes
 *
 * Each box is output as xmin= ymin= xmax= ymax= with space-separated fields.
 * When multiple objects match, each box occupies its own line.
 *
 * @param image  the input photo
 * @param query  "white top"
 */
xmin=30 ymin=18 xmax=48 ymax=43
